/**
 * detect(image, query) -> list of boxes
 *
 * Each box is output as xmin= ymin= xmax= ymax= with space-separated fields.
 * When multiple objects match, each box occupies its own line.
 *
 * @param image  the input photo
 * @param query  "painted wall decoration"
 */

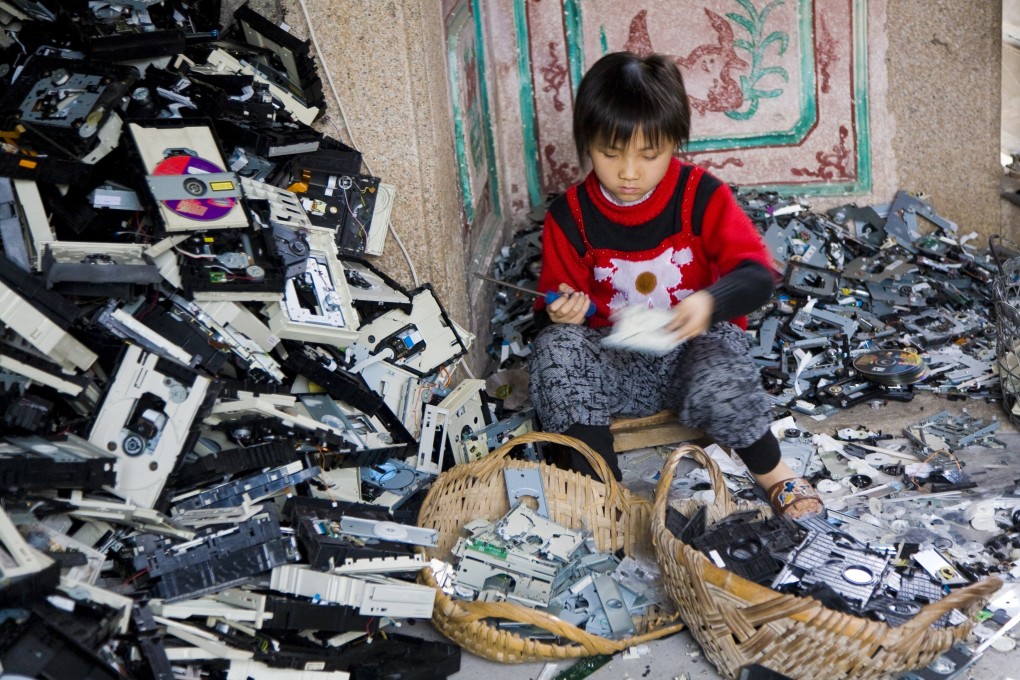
xmin=447 ymin=0 xmax=500 ymax=226
xmin=514 ymin=0 xmax=869 ymax=205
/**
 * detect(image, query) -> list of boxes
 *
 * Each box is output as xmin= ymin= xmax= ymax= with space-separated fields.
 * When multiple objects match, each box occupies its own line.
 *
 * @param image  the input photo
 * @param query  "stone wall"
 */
xmin=883 ymin=0 xmax=1005 ymax=237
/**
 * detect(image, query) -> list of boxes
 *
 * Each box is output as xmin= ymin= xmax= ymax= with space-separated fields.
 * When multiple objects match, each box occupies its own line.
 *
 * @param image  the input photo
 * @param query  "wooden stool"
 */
xmin=609 ymin=410 xmax=708 ymax=452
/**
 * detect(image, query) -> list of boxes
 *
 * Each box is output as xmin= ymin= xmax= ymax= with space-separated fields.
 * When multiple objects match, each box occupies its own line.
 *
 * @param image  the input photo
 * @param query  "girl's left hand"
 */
xmin=666 ymin=290 xmax=714 ymax=341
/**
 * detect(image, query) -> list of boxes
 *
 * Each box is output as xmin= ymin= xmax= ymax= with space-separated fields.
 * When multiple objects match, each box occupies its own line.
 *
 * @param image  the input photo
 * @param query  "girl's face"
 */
xmin=589 ymin=130 xmax=674 ymax=204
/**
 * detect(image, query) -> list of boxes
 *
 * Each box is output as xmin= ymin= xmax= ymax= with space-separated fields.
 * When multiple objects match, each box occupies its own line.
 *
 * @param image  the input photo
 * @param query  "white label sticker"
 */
xmin=708 ymin=550 xmax=726 ymax=569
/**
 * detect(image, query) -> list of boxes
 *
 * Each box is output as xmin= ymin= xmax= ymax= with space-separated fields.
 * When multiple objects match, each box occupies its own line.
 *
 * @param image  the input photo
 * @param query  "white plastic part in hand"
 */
xmin=601 ymin=305 xmax=684 ymax=355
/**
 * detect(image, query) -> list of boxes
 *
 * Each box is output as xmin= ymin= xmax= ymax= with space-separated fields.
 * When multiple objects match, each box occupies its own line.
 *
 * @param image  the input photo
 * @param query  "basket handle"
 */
xmin=447 ymin=598 xmax=685 ymax=655
xmin=884 ymin=575 xmax=1003 ymax=654
xmin=474 ymin=430 xmax=625 ymax=504
xmin=987 ymin=234 xmax=1020 ymax=273
xmin=652 ymin=444 xmax=738 ymax=525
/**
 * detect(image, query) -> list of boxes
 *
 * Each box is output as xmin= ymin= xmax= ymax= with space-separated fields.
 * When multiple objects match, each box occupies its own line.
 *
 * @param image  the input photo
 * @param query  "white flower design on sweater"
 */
xmin=594 ymin=246 xmax=695 ymax=309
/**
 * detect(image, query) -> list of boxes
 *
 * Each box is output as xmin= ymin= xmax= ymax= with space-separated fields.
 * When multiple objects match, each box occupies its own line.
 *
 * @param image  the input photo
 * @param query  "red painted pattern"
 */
xmin=816 ymin=13 xmax=838 ymax=94
xmin=790 ymin=124 xmax=851 ymax=179
xmin=540 ymin=41 xmax=570 ymax=112
xmin=544 ymin=143 xmax=581 ymax=189
xmin=624 ymin=8 xmax=748 ymax=116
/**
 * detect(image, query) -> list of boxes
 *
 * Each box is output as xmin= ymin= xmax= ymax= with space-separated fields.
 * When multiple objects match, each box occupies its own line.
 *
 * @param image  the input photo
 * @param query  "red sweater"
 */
xmin=536 ymin=158 xmax=772 ymax=329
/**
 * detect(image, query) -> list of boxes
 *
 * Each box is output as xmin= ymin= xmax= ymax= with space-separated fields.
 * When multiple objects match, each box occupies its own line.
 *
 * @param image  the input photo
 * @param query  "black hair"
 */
xmin=573 ymin=51 xmax=691 ymax=160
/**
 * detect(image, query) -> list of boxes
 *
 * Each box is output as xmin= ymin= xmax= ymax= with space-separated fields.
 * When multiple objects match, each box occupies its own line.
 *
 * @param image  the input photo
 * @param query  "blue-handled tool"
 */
xmin=473 ymin=273 xmax=596 ymax=317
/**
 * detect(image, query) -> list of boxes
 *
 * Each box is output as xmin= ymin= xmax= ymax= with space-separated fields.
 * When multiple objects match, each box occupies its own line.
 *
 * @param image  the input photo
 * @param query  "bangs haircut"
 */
xmin=573 ymin=52 xmax=691 ymax=160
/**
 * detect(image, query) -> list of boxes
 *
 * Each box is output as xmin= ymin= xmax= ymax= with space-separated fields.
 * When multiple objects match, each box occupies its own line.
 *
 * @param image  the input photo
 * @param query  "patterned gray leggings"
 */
xmin=527 ymin=321 xmax=772 ymax=450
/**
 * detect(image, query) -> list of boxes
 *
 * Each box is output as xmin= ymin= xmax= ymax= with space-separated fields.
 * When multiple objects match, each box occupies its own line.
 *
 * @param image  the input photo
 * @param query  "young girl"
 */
xmin=529 ymin=51 xmax=822 ymax=519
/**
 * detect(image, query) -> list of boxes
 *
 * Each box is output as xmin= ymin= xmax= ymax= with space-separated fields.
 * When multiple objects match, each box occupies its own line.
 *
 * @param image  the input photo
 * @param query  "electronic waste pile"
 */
xmin=484 ymin=189 xmax=1020 ymax=675
xmin=0 ymin=1 xmax=556 ymax=677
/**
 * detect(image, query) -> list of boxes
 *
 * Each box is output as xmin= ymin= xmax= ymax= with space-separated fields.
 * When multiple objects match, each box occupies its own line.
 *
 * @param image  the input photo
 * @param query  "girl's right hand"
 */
xmin=547 ymin=283 xmax=591 ymax=324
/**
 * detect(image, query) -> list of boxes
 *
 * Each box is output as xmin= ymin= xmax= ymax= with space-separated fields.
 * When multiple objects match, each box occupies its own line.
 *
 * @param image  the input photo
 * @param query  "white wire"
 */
xmin=296 ymin=0 xmax=420 ymax=287
xmin=339 ymin=185 xmax=366 ymax=232
xmin=388 ymin=222 xmax=420 ymax=286
xmin=296 ymin=0 xmax=358 ymax=150
xmin=173 ymin=244 xmax=216 ymax=259
xmin=458 ymin=357 xmax=476 ymax=379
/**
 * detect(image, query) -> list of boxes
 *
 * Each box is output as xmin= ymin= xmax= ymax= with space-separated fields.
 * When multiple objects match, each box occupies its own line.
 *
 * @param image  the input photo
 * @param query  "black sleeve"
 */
xmin=705 ymin=260 xmax=775 ymax=323
xmin=533 ymin=307 xmax=552 ymax=332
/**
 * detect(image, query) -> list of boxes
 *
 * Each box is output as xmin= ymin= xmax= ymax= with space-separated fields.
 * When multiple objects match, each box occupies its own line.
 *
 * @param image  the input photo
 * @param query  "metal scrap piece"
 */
xmin=903 ymin=410 xmax=1003 ymax=451
xmin=885 ymin=191 xmax=959 ymax=252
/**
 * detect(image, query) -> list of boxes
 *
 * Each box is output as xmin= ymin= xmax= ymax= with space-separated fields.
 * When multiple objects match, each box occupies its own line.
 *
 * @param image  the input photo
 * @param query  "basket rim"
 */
xmin=417 ymin=431 xmax=637 ymax=533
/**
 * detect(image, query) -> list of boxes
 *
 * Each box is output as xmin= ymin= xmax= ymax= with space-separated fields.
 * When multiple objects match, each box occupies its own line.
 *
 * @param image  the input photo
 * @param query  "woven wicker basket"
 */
xmin=651 ymin=444 xmax=1002 ymax=680
xmin=415 ymin=431 xmax=685 ymax=663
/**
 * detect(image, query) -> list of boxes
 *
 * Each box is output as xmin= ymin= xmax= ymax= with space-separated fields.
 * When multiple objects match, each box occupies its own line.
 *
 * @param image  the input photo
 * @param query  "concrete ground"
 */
xmin=408 ymin=393 xmax=1020 ymax=679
